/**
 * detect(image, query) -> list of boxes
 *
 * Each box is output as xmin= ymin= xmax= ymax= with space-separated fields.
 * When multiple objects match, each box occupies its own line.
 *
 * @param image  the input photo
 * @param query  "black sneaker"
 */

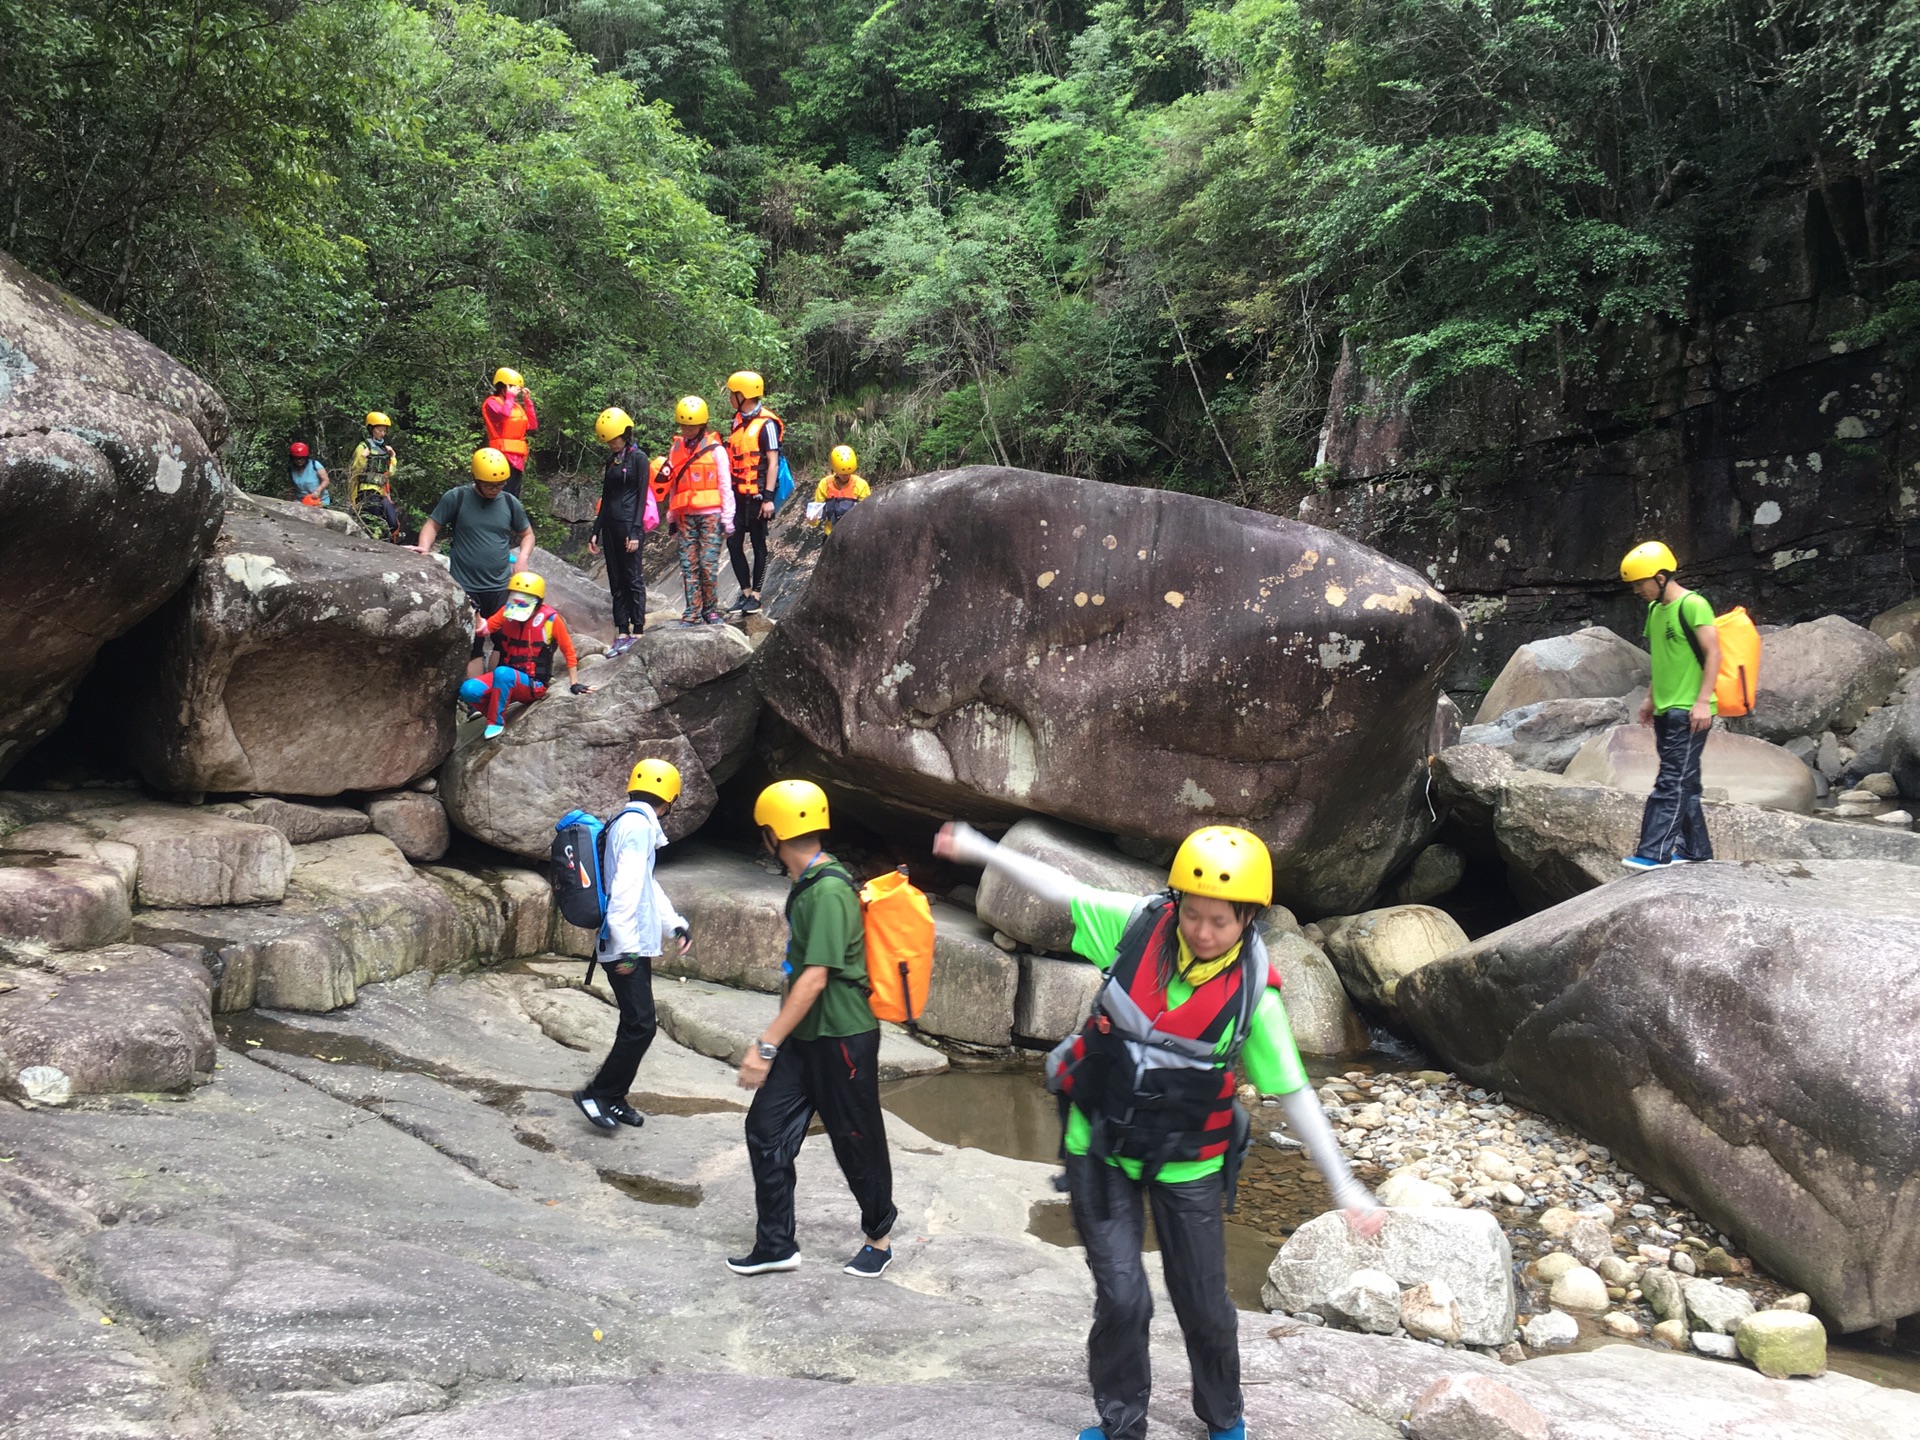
xmin=606 ymin=1100 xmax=645 ymax=1128
xmin=572 ymin=1091 xmax=617 ymax=1131
xmin=843 ymin=1244 xmax=892 ymax=1278
xmin=726 ymin=1249 xmax=801 ymax=1276
xmin=740 ymin=595 xmax=762 ymax=614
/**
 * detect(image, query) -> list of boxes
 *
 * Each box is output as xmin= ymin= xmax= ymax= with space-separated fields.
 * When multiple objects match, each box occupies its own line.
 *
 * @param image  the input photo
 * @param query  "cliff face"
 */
xmin=1303 ymin=185 xmax=1919 ymax=701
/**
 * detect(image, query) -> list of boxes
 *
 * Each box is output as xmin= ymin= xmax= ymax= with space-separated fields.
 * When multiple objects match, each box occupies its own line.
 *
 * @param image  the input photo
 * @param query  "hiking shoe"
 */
xmin=1666 ymin=855 xmax=1704 ymax=865
xmin=726 ymin=1249 xmax=801 ymax=1276
xmin=606 ymin=1100 xmax=645 ymax=1128
xmin=843 ymin=1244 xmax=892 ymax=1278
xmin=1208 ymin=1422 xmax=1247 ymax=1440
xmin=679 ymin=612 xmax=701 ymax=626
xmin=572 ymin=1090 xmax=617 ymax=1131
xmin=703 ymin=610 xmax=728 ymax=626
xmin=1620 ymin=855 xmax=1661 ymax=871
xmin=482 ymin=722 xmax=506 ymax=740
xmin=740 ymin=595 xmax=762 ymax=614
xmin=1077 ymin=1429 xmax=1108 ymax=1440
xmin=606 ymin=636 xmax=634 ymax=658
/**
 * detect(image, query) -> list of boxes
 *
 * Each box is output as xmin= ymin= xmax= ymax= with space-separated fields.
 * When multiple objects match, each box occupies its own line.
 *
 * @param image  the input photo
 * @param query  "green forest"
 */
xmin=4 ymin=0 xmax=1917 ymax=526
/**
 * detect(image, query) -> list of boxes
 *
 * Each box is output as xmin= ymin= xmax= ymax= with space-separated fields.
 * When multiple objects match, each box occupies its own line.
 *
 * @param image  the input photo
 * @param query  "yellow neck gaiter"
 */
xmin=1175 ymin=934 xmax=1243 ymax=989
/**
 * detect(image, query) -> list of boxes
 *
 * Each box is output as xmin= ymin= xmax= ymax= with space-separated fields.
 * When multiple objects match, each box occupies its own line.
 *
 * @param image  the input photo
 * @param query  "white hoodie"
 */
xmin=597 ymin=802 xmax=687 ymax=959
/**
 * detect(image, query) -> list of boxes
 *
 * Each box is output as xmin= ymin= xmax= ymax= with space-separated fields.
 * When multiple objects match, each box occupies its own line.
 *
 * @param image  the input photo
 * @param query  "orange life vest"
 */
xmin=489 ymin=398 xmax=532 ymax=458
xmin=663 ymin=433 xmax=726 ymax=516
xmin=726 ymin=409 xmax=781 ymax=499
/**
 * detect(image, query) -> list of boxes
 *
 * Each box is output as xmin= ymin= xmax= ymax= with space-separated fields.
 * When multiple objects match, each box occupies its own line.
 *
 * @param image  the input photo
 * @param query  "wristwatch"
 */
xmin=755 ymin=1040 xmax=779 ymax=1061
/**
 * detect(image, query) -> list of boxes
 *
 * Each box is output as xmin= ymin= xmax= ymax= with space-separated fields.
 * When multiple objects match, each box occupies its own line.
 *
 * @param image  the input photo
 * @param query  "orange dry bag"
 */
xmin=1682 ymin=604 xmax=1761 ymax=717
xmin=859 ymin=868 xmax=935 ymax=1027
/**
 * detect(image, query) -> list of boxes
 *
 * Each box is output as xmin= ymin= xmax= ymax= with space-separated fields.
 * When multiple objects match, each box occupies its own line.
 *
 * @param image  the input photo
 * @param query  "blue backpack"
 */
xmin=553 ymin=805 xmax=648 ymax=932
xmin=772 ymin=452 xmax=795 ymax=509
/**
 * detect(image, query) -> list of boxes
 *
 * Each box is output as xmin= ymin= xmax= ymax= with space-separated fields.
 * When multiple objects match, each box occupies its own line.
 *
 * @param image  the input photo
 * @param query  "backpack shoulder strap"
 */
xmin=783 ymin=859 xmax=855 ymax=918
xmin=1676 ymin=595 xmax=1707 ymax=665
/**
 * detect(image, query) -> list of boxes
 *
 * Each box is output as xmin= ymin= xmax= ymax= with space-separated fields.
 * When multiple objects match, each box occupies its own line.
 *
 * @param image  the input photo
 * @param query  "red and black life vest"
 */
xmin=1046 ymin=892 xmax=1270 ymax=1193
xmin=497 ymin=603 xmax=559 ymax=684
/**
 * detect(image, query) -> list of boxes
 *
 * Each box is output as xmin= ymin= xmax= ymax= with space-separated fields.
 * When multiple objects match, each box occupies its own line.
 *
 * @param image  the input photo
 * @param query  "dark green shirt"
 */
xmin=785 ymin=854 xmax=877 ymax=1042
xmin=429 ymin=484 xmax=531 ymax=594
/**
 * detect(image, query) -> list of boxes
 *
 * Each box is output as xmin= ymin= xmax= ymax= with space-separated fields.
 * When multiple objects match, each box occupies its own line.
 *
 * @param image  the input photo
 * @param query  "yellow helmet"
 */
xmin=628 ymin=757 xmax=683 ymax=804
xmin=829 ymin=444 xmax=859 ymax=476
xmin=754 ymin=779 xmax=830 ymax=841
xmin=506 ymin=571 xmax=546 ymax=600
xmin=596 ymin=406 xmax=634 ymax=444
xmin=365 ymin=411 xmax=392 ymax=428
xmin=493 ymin=366 xmax=524 ymax=388
xmin=1168 ymin=826 xmax=1273 ymax=906
xmin=1620 ymin=541 xmax=1679 ymax=583
xmin=675 ymin=395 xmax=710 ymax=427
xmin=471 ymin=447 xmax=512 ymax=484
xmin=727 ymin=371 xmax=765 ymax=401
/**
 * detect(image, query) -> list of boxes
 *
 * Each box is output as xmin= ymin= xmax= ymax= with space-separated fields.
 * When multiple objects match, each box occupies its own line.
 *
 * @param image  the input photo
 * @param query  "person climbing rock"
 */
xmin=807 ymin=444 xmax=870 ymax=536
xmin=729 ymin=780 xmax=896 ymax=1280
xmin=462 ymin=570 xmax=591 ymax=738
xmin=724 ymin=370 xmax=781 ymax=614
xmin=287 ymin=441 xmax=330 ymax=506
xmin=348 ymin=411 xmax=403 ymax=541
xmin=657 ymin=395 xmax=734 ymax=626
xmin=1620 ymin=540 xmax=1719 ymax=869
xmin=588 ymin=406 xmax=651 ymax=655
xmin=414 ymin=448 xmax=536 ymax=679
xmin=573 ymin=758 xmax=690 ymax=1132
xmin=934 ymin=820 xmax=1383 ymax=1440
xmin=481 ymin=366 xmax=538 ymax=498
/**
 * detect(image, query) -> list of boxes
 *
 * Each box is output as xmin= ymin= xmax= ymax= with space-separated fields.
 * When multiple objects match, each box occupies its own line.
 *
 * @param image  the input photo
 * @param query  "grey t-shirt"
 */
xmin=429 ymin=485 xmax=531 ymax=593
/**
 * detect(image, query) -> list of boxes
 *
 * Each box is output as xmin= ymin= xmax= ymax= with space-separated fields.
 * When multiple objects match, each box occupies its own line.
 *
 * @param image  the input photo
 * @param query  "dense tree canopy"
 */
xmin=4 ymin=0 xmax=1916 ymax=516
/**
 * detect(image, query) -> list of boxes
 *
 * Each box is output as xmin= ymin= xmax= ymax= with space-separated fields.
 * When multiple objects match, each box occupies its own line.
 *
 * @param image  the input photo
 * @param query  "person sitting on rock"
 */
xmin=348 ymin=411 xmax=403 ymax=541
xmin=574 ymin=758 xmax=690 ymax=1132
xmin=934 ymin=819 xmax=1383 ymax=1440
xmin=461 ymin=571 xmax=591 ymax=738
xmin=729 ymin=780 xmax=895 ymax=1281
xmin=806 ymin=444 xmax=869 ymax=536
xmin=288 ymin=441 xmax=330 ymax=506
xmin=1619 ymin=541 xmax=1719 ymax=869
xmin=587 ymin=405 xmax=652 ymax=656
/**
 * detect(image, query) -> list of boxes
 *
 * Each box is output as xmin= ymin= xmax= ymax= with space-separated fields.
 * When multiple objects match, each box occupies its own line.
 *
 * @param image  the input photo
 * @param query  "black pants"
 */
xmin=504 ymin=466 xmax=525 ymax=500
xmin=727 ymin=499 xmax=769 ymax=593
xmin=465 ymin=587 xmax=507 ymax=659
xmin=604 ymin=539 xmax=647 ymax=634
xmin=744 ymin=1030 xmax=896 ymax=1257
xmin=1634 ymin=708 xmax=1713 ymax=862
xmin=583 ymin=959 xmax=658 ymax=1101
xmin=1066 ymin=1152 xmax=1241 ymax=1440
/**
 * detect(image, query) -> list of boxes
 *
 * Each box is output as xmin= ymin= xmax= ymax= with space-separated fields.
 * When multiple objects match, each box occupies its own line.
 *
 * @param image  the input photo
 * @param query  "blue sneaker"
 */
xmin=482 ymin=722 xmax=505 ymax=740
xmin=1077 ymin=1430 xmax=1107 ymax=1440
xmin=1209 ymin=1422 xmax=1247 ymax=1440
xmin=1620 ymin=855 xmax=1661 ymax=871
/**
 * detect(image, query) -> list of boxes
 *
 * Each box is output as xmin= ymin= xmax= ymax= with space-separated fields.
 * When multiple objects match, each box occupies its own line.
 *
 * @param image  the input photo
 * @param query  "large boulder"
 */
xmin=1014 ymin=954 xmax=1104 ymax=1042
xmin=973 ymin=818 xmax=1165 ymax=952
xmin=1562 ymin=724 xmax=1817 ymax=813
xmin=0 ymin=250 xmax=227 ymax=781
xmin=1317 ymin=905 xmax=1469 ymax=1013
xmin=1260 ymin=923 xmax=1371 ymax=1057
xmin=98 ymin=495 xmax=471 ymax=795
xmin=1432 ymin=744 xmax=1920 ymax=908
xmin=1397 ymin=859 xmax=1920 ymax=1331
xmin=1459 ymin=697 xmax=1631 ymax=773
xmin=1472 ymin=629 xmax=1648 ymax=725
xmin=0 ymin=945 xmax=214 ymax=1097
xmin=756 ymin=467 xmax=1464 ymax=914
xmin=1737 ymin=616 xmax=1901 ymax=743
xmin=1869 ymin=598 xmax=1920 ymax=665
xmin=919 ymin=901 xmax=1019 ymax=1047
xmin=440 ymin=626 xmax=758 ymax=859
xmin=529 ymin=546 xmax=616 ymax=646
xmin=652 ymin=845 xmax=793 ymax=994
xmin=1890 ymin=685 xmax=1920 ymax=800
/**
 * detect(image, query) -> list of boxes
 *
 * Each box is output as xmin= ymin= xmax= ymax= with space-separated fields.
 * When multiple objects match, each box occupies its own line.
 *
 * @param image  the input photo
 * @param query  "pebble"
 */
xmin=1521 ymin=1310 xmax=1579 ymax=1349
xmin=1548 ymin=1266 xmax=1609 ymax=1315
xmin=1692 ymin=1332 xmax=1741 ymax=1360
xmin=1860 ymin=772 xmax=1898 ymax=799
xmin=1769 ymin=1293 xmax=1812 ymax=1313
xmin=1672 ymin=1251 xmax=1697 ymax=1276
xmin=1701 ymin=1245 xmax=1743 ymax=1277
xmin=1567 ymin=1218 xmax=1613 ymax=1266
xmin=1874 ymin=810 xmax=1914 ymax=826
xmin=1652 ymin=1319 xmax=1689 ymax=1349
xmin=1530 ymin=1253 xmax=1578 ymax=1284
xmin=1601 ymin=1311 xmax=1642 ymax=1338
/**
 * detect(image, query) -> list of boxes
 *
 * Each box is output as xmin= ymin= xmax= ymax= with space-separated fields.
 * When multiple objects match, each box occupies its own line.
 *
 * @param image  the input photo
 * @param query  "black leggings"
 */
xmin=603 ymin=539 xmax=647 ymax=634
xmin=727 ymin=498 xmax=769 ymax=593
xmin=743 ymin=1030 xmax=896 ymax=1257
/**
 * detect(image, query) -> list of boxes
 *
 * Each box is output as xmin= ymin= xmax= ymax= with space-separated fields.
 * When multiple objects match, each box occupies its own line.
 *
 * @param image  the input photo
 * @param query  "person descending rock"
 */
xmin=724 ymin=370 xmax=781 ymax=614
xmin=934 ymin=820 xmax=1383 ymax=1440
xmin=807 ymin=444 xmax=870 ymax=536
xmin=1620 ymin=541 xmax=1720 ymax=869
xmin=573 ymin=758 xmax=690 ymax=1132
xmin=588 ymin=406 xmax=651 ymax=655
xmin=414 ymin=448 xmax=536 ymax=679
xmin=657 ymin=395 xmax=734 ymax=626
xmin=481 ymin=366 xmax=538 ymax=497
xmin=349 ymin=411 xmax=403 ymax=541
xmin=288 ymin=441 xmax=330 ymax=507
xmin=460 ymin=571 xmax=592 ymax=738
xmin=729 ymin=780 xmax=896 ymax=1280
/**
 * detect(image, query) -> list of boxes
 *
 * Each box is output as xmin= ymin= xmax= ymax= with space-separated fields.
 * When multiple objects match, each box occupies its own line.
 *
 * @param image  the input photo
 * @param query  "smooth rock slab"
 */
xmin=973 ymin=817 xmax=1164 ymax=952
xmin=0 ymin=853 xmax=130 ymax=950
xmin=1461 ymin=696 xmax=1633 ymax=773
xmin=1014 ymin=954 xmax=1103 ymax=1042
xmin=1264 ymin=1207 xmax=1516 ymax=1347
xmin=0 ymin=945 xmax=213 ymax=1095
xmin=919 ymin=901 xmax=1019 ymax=1047
xmin=221 ymin=796 xmax=371 ymax=844
xmin=653 ymin=975 xmax=946 ymax=1078
xmin=654 ymin=845 xmax=794 ymax=995
xmin=1564 ymin=723 xmax=1817 ymax=813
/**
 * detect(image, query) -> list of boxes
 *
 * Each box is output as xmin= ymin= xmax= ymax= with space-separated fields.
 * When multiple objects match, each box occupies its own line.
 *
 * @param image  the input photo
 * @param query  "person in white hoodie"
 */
xmin=573 ymin=758 xmax=690 ymax=1132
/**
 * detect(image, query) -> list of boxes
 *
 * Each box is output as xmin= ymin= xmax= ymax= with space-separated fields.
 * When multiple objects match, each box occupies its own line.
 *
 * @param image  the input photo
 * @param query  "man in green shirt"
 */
xmin=729 ymin=779 xmax=896 ymax=1279
xmin=412 ymin=447 xmax=535 ymax=679
xmin=1621 ymin=540 xmax=1721 ymax=868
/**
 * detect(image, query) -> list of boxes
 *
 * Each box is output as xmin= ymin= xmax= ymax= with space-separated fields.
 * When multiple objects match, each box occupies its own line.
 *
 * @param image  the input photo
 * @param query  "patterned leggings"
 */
xmin=677 ymin=513 xmax=726 ymax=619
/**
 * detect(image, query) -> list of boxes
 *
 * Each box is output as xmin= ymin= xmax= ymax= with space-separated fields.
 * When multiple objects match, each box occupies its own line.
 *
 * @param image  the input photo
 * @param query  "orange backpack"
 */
xmin=859 ymin=868 xmax=935 ymax=1027
xmin=1679 ymin=603 xmax=1762 ymax=717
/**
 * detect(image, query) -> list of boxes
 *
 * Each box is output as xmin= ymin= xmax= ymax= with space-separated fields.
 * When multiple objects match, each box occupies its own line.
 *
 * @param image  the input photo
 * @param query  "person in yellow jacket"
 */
xmin=806 ymin=445 xmax=870 ymax=536
xmin=348 ymin=411 xmax=403 ymax=541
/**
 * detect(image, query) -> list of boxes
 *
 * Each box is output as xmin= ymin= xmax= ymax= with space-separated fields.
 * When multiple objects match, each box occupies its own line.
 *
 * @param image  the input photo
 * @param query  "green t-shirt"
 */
xmin=785 ymin=855 xmax=878 ymax=1042
xmin=1644 ymin=590 xmax=1718 ymax=715
xmin=1064 ymin=889 xmax=1309 ymax=1182
xmin=429 ymin=484 xmax=532 ymax=594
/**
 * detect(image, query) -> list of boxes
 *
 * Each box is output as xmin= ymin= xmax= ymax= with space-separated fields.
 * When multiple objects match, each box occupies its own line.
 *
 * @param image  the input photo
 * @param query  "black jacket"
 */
xmin=596 ymin=447 xmax=650 ymax=545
